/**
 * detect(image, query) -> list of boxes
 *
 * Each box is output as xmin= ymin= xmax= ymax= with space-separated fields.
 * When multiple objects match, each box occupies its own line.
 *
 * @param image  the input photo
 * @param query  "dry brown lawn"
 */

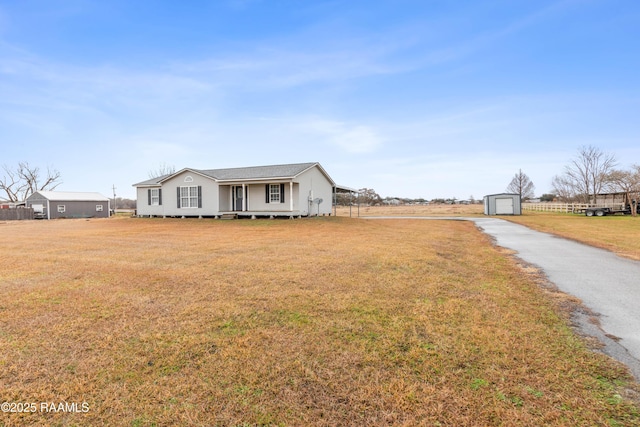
xmin=336 ymin=204 xmax=640 ymax=261
xmin=335 ymin=203 xmax=483 ymax=217
xmin=1 ymin=217 xmax=639 ymax=426
xmin=505 ymin=211 xmax=640 ymax=261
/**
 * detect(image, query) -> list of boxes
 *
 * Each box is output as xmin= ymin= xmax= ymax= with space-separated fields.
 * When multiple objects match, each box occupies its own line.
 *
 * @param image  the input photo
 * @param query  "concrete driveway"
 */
xmin=366 ymin=216 xmax=640 ymax=380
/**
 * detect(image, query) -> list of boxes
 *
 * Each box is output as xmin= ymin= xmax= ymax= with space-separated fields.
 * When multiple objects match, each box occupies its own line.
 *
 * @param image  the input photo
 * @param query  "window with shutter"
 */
xmin=269 ymin=184 xmax=281 ymax=203
xmin=179 ymin=186 xmax=200 ymax=208
xmin=150 ymin=189 xmax=160 ymax=205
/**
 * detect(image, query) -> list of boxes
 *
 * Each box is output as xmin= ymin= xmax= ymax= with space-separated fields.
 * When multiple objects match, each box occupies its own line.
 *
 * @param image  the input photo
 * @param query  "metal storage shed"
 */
xmin=26 ymin=191 xmax=111 ymax=219
xmin=483 ymin=193 xmax=521 ymax=215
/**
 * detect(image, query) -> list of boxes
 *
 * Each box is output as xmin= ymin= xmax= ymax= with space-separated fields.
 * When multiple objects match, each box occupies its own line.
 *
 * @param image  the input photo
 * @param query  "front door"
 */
xmin=234 ymin=186 xmax=244 ymax=211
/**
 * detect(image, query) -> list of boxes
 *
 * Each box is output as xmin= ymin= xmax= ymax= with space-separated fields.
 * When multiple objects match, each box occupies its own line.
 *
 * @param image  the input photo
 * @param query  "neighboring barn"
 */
xmin=133 ymin=162 xmax=338 ymax=218
xmin=25 ymin=191 xmax=111 ymax=219
xmin=483 ymin=193 xmax=521 ymax=215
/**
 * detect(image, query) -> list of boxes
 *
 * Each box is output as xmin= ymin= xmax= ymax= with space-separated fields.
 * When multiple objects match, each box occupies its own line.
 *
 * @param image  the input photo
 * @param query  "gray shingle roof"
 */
xmin=133 ymin=162 xmax=323 ymax=186
xmin=200 ymin=162 xmax=317 ymax=181
xmin=132 ymin=174 xmax=173 ymax=187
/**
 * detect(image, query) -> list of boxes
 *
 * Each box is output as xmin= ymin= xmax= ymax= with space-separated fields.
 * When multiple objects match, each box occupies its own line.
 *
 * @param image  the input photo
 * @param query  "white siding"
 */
xmin=296 ymin=167 xmax=333 ymax=216
xmin=136 ymin=187 xmax=164 ymax=217
xmin=161 ymin=171 xmax=218 ymax=217
xmin=245 ymin=183 xmax=292 ymax=212
xmin=137 ymin=171 xmax=218 ymax=217
xmin=219 ymin=185 xmax=232 ymax=212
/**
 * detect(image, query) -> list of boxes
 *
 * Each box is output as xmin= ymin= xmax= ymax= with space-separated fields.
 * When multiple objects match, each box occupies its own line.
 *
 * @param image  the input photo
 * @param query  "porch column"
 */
xmin=229 ymin=187 xmax=233 ymax=212
xmin=289 ymin=181 xmax=293 ymax=211
xmin=242 ymin=184 xmax=246 ymax=211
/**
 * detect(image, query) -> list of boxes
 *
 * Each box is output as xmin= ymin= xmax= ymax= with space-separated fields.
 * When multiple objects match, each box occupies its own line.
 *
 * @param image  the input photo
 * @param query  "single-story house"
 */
xmin=25 ymin=191 xmax=111 ymax=219
xmin=483 ymin=193 xmax=521 ymax=215
xmin=133 ymin=162 xmax=341 ymax=218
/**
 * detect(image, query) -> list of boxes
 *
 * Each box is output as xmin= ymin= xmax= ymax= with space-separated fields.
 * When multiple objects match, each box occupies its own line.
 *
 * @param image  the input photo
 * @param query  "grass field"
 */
xmin=505 ymin=212 xmax=640 ymax=261
xmin=334 ymin=203 xmax=484 ymax=217
xmin=1 ymin=216 xmax=639 ymax=426
xmin=336 ymin=204 xmax=640 ymax=261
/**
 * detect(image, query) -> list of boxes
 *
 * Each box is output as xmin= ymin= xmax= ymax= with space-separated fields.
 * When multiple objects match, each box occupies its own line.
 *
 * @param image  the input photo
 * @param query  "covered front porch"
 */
xmin=218 ymin=181 xmax=302 ymax=216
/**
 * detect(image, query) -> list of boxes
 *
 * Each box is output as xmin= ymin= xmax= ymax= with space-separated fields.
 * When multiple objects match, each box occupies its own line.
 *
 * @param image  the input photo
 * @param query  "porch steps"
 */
xmin=220 ymin=213 xmax=238 ymax=220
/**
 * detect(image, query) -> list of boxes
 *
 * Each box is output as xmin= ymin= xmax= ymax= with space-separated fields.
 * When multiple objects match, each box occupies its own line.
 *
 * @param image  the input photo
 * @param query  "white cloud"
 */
xmin=168 ymin=46 xmax=402 ymax=92
xmin=299 ymin=118 xmax=383 ymax=153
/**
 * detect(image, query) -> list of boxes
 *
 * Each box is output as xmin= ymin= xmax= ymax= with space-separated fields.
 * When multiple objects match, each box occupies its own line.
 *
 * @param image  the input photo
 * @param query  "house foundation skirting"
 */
xmin=221 ymin=211 xmax=304 ymax=218
xmin=139 ymin=210 xmax=334 ymax=219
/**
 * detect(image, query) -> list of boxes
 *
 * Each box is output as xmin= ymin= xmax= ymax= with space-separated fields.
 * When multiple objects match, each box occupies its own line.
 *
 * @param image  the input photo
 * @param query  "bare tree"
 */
xmin=506 ymin=169 xmax=535 ymax=200
xmin=553 ymin=145 xmax=617 ymax=203
xmin=0 ymin=162 xmax=62 ymax=202
xmin=551 ymin=174 xmax=577 ymax=202
xmin=148 ymin=163 xmax=176 ymax=179
xmin=607 ymin=165 xmax=640 ymax=217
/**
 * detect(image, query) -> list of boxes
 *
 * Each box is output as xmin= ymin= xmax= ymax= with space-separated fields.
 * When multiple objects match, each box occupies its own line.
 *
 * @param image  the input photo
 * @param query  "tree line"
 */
xmin=510 ymin=145 xmax=639 ymax=216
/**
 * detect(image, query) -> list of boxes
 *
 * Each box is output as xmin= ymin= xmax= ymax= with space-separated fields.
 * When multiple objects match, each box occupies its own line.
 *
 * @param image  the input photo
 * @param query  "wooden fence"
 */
xmin=0 ymin=208 xmax=34 ymax=220
xmin=522 ymin=203 xmax=627 ymax=213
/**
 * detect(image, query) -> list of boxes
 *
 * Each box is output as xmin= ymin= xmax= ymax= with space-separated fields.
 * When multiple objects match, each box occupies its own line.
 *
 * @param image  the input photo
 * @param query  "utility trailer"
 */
xmin=584 ymin=204 xmax=639 ymax=217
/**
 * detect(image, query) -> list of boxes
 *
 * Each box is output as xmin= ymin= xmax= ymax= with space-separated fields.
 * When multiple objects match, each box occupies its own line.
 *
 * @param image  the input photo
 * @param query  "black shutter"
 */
xmin=280 ymin=183 xmax=285 ymax=203
xmin=198 ymin=186 xmax=202 ymax=208
xmin=158 ymin=189 xmax=162 ymax=206
xmin=177 ymin=187 xmax=181 ymax=208
xmin=265 ymin=184 xmax=270 ymax=203
xmin=148 ymin=189 xmax=151 ymax=205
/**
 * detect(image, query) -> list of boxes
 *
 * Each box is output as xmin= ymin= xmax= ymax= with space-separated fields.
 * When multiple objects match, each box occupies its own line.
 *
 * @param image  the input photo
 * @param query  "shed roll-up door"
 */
xmin=495 ymin=197 xmax=514 ymax=215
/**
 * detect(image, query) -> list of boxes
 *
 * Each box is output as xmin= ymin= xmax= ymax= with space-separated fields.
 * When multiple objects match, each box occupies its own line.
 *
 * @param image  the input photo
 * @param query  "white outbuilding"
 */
xmin=483 ymin=193 xmax=521 ymax=215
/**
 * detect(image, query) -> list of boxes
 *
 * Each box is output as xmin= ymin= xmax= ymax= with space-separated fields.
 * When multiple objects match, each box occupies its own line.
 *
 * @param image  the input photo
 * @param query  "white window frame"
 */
xmin=57 ymin=205 xmax=66 ymax=213
xmin=180 ymin=186 xmax=199 ymax=208
xmin=96 ymin=204 xmax=104 ymax=212
xmin=269 ymin=184 xmax=281 ymax=203
xmin=150 ymin=189 xmax=160 ymax=205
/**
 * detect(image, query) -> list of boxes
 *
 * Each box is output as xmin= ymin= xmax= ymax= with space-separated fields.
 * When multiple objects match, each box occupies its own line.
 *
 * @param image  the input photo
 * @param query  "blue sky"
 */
xmin=1 ymin=0 xmax=639 ymax=200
